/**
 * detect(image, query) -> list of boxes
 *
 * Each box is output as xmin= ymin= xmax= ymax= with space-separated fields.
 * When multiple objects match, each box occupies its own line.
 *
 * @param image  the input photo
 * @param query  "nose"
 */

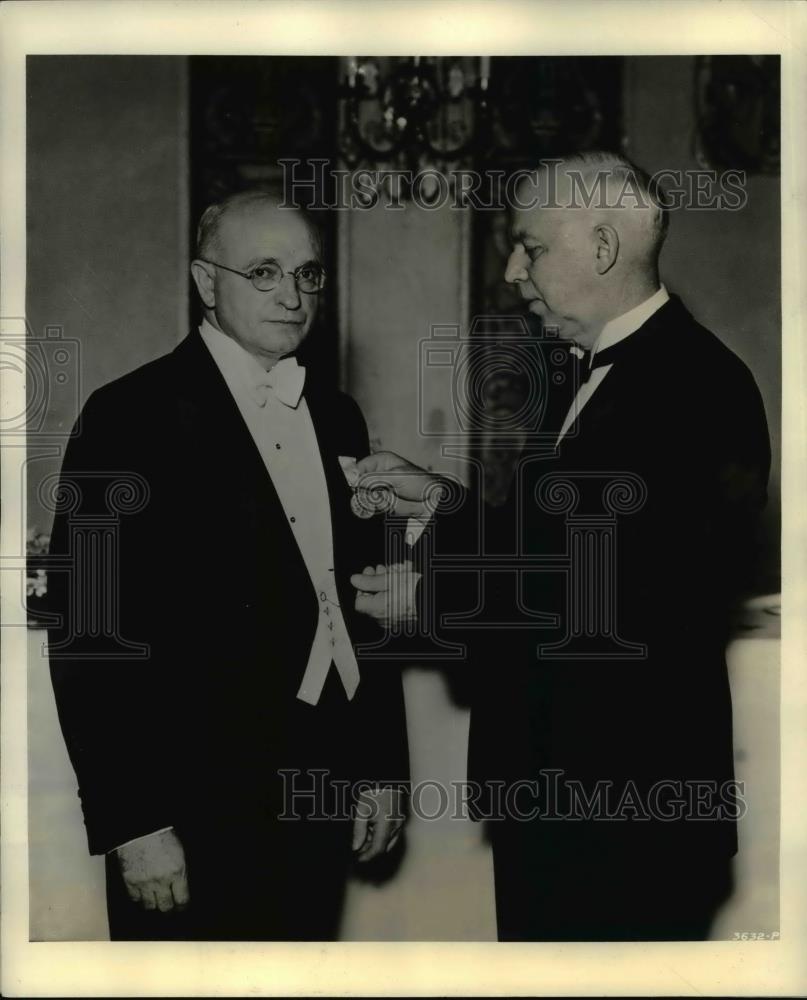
xmin=504 ymin=247 xmax=529 ymax=284
xmin=275 ymin=272 xmax=302 ymax=310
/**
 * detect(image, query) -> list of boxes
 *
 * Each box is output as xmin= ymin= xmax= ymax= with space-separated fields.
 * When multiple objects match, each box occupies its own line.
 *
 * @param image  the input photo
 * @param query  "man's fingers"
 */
xmin=138 ymin=885 xmax=158 ymax=911
xmin=353 ymin=565 xmax=419 ymax=625
xmin=171 ymin=874 xmax=190 ymax=909
xmin=354 ymin=451 xmax=405 ymax=475
xmin=116 ymin=829 xmax=188 ymax=912
xmin=122 ymin=874 xmax=188 ymax=913
xmin=153 ymin=882 xmax=175 ymax=913
xmin=352 ymin=563 xmax=408 ymax=592
xmin=354 ymin=788 xmax=406 ymax=862
xmin=352 ymin=815 xmax=368 ymax=852
xmin=123 ymin=881 xmax=141 ymax=904
xmin=358 ymin=472 xmax=425 ymax=503
xmin=354 ymin=592 xmax=376 ymax=617
xmin=351 ymin=572 xmax=390 ymax=593
xmin=354 ymin=592 xmax=389 ymax=622
xmin=357 ymin=817 xmax=391 ymax=862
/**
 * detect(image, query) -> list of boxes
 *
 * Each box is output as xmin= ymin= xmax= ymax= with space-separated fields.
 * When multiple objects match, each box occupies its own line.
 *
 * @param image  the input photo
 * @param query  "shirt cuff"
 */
xmin=110 ymin=826 xmax=174 ymax=854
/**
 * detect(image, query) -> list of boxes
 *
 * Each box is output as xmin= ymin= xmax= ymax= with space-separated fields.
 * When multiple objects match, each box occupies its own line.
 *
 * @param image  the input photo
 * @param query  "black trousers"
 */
xmin=490 ymin=820 xmax=733 ymax=942
xmin=106 ymin=670 xmax=357 ymax=941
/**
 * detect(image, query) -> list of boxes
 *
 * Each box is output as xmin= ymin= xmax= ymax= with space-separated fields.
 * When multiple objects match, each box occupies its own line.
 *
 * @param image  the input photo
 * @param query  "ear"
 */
xmin=190 ymin=259 xmax=216 ymax=309
xmin=594 ymin=224 xmax=619 ymax=275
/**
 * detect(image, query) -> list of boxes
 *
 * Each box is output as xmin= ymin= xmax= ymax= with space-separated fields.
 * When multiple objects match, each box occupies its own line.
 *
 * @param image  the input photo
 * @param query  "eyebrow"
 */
xmin=243 ymin=256 xmax=321 ymax=270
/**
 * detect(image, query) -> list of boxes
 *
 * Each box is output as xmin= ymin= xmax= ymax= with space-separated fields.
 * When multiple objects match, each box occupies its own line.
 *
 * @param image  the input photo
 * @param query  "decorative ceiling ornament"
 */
xmin=338 ymin=56 xmax=616 ymax=201
xmin=695 ymin=55 xmax=780 ymax=174
xmin=339 ymin=56 xmax=491 ymax=178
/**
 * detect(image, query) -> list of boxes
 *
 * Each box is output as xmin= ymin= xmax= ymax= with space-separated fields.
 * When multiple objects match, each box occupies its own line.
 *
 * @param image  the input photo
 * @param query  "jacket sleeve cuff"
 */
xmin=108 ymin=826 xmax=174 ymax=854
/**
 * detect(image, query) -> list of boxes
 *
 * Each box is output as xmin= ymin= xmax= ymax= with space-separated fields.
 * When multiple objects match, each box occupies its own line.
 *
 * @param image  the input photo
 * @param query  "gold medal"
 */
xmin=350 ymin=486 xmax=394 ymax=518
xmin=351 ymin=491 xmax=376 ymax=519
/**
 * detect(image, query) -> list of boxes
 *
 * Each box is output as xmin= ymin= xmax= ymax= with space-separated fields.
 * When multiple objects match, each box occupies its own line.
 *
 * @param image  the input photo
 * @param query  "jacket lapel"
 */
xmin=555 ymin=296 xmax=682 ymax=456
xmin=169 ymin=330 xmax=304 ymax=557
xmin=171 ymin=331 xmax=380 ymax=623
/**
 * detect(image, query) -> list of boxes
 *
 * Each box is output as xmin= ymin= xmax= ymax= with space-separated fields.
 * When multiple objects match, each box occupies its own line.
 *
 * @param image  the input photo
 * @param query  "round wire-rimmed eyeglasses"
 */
xmin=199 ymin=258 xmax=326 ymax=294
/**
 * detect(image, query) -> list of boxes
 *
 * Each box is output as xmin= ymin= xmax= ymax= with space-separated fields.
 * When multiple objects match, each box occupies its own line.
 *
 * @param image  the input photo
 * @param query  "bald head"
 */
xmin=190 ymin=190 xmax=324 ymax=368
xmin=196 ymin=190 xmax=323 ymax=262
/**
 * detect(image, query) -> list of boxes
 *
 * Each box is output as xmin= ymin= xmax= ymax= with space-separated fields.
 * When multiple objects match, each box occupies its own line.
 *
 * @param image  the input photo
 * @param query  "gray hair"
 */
xmin=552 ymin=150 xmax=669 ymax=259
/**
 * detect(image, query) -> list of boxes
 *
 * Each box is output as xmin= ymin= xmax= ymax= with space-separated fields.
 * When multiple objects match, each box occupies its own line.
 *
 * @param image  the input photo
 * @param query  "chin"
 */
xmin=259 ymin=328 xmax=309 ymax=354
xmin=530 ymin=305 xmax=575 ymax=341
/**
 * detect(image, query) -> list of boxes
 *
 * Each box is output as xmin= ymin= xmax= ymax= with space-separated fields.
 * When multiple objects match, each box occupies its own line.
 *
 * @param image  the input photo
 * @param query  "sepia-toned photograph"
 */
xmin=2 ymin=1 xmax=805 ymax=996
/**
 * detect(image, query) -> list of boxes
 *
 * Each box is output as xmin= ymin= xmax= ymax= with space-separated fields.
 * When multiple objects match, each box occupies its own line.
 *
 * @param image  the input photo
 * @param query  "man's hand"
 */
xmin=351 ymin=562 xmax=421 ymax=627
xmin=352 ymin=451 xmax=445 ymax=519
xmin=352 ymin=786 xmax=406 ymax=862
xmin=116 ymin=828 xmax=189 ymax=913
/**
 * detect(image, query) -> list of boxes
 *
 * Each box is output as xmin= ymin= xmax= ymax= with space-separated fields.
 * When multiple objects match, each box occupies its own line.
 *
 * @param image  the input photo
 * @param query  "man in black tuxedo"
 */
xmin=351 ymin=152 xmax=771 ymax=940
xmin=47 ymin=192 xmax=409 ymax=941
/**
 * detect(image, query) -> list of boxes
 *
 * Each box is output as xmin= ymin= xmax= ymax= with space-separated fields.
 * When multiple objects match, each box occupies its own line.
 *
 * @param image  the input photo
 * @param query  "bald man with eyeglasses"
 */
xmin=47 ymin=191 xmax=409 ymax=941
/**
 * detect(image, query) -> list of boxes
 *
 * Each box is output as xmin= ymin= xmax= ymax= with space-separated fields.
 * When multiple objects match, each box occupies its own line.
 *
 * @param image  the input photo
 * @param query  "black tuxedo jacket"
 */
xmin=431 ymin=296 xmax=771 ymax=859
xmin=48 ymin=329 xmax=408 ymax=855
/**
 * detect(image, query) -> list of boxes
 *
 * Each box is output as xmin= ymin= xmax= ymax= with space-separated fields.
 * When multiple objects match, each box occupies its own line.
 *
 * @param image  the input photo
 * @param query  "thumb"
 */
xmin=352 ymin=814 xmax=368 ymax=851
xmin=355 ymin=451 xmax=404 ymax=475
xmin=171 ymin=873 xmax=190 ymax=909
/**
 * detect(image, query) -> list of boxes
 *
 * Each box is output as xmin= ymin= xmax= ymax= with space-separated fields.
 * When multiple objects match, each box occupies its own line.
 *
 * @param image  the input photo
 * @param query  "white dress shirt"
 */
xmin=557 ymin=285 xmax=669 ymax=444
xmin=199 ymin=318 xmax=361 ymax=708
xmin=113 ymin=321 xmax=416 ymax=853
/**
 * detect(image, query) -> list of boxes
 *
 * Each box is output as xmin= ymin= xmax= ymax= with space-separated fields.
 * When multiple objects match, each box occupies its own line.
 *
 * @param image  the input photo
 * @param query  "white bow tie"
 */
xmin=252 ymin=357 xmax=306 ymax=408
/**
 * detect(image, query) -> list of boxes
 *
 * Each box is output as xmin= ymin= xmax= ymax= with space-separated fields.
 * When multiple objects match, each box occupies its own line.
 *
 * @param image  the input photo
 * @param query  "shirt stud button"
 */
xmin=290 ymin=516 xmax=296 ymax=523
xmin=275 ymin=443 xmax=281 ymax=449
